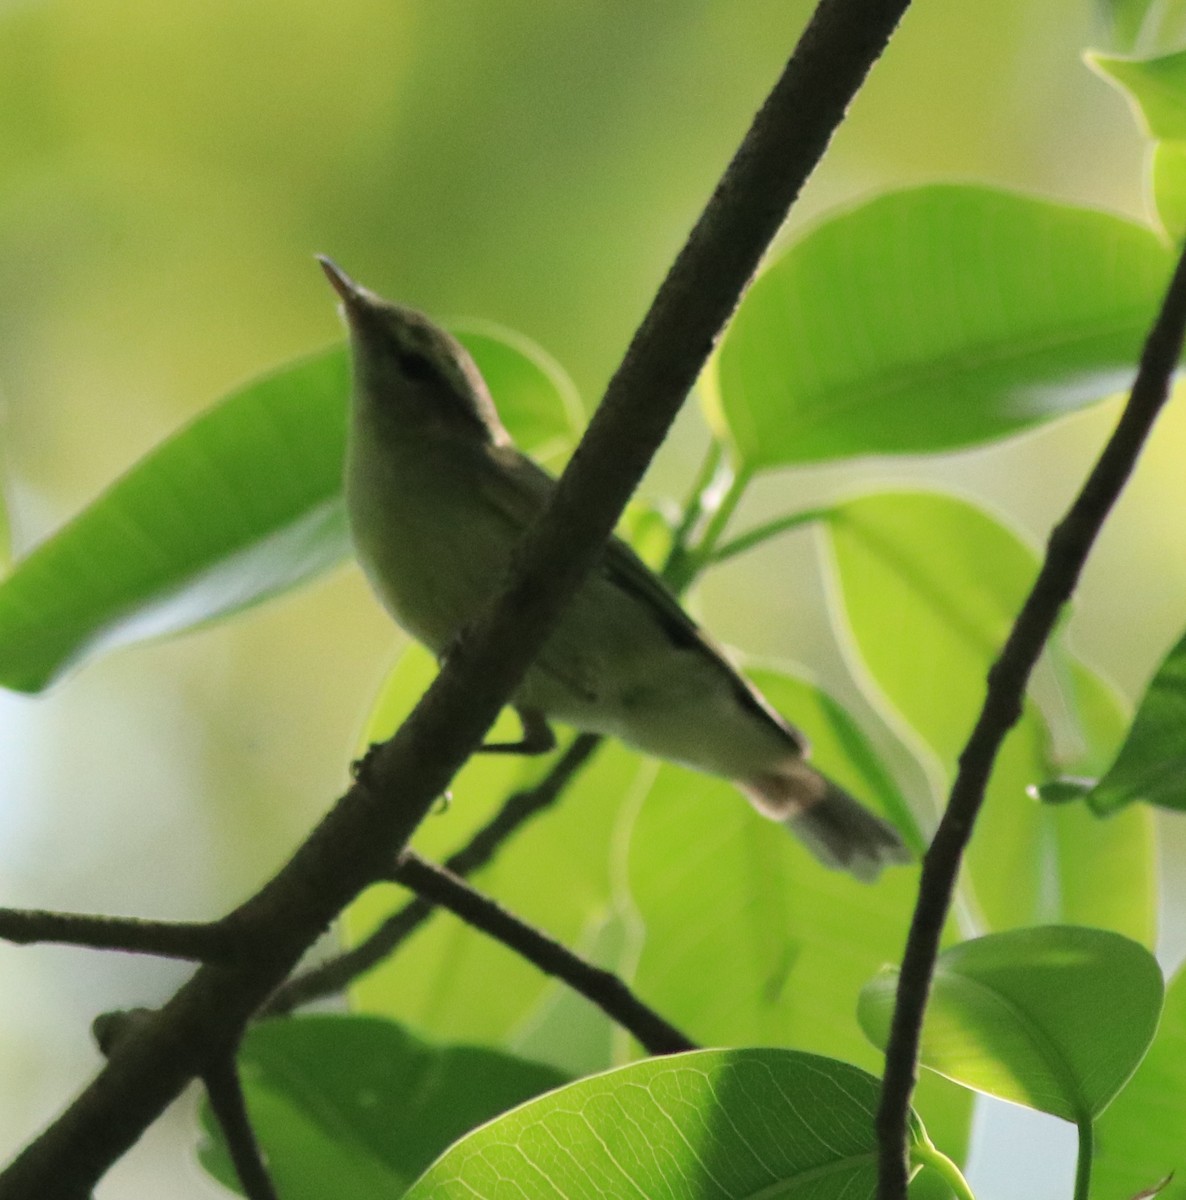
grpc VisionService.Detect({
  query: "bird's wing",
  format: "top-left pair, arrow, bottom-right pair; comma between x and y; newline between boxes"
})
482,445 -> 805,751
600,534 -> 805,749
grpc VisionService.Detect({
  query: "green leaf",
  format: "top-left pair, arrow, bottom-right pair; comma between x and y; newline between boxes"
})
1091,50 -> 1186,140
198,1015 -> 569,1200
1088,626 -> 1186,814
1152,139 -> 1186,240
1039,658 -> 1157,945
0,347 -> 350,693
404,1048 -> 925,1200
824,490 -> 1156,942
859,926 -> 1164,1123
1089,52 -> 1186,237
825,491 -> 1036,760
1030,777 -> 1096,804
708,186 -> 1169,471
1092,963 -> 1186,1200
346,657 -> 973,1167
624,667 -> 972,1167
0,329 -> 578,692
1096,0 -> 1155,51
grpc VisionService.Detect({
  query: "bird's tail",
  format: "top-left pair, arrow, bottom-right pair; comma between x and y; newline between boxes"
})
738,757 -> 912,882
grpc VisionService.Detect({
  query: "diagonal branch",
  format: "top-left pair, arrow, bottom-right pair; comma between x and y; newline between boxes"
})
264,732 -> 602,1016
874,237 -> 1186,1200
0,4 -> 912,1194
394,852 -> 695,1055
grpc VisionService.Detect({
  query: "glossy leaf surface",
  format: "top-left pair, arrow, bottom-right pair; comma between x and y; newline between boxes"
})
823,489 -> 1156,942
859,926 -> 1163,1122
711,186 -> 1169,469
0,330 -> 578,692
404,1049 -> 923,1200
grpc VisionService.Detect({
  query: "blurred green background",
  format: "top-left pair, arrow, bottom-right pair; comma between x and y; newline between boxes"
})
0,2 -> 1182,1197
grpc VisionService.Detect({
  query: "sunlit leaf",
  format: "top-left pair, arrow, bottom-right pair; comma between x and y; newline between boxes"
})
709,186 -> 1169,470
1042,658 -> 1157,944
0,330 -> 578,692
1087,626 -> 1186,814
403,1049 -> 926,1200
346,659 -> 973,1166
824,490 -> 1156,942
859,926 -> 1164,1122
1094,0 -> 1185,52
625,668 -> 972,1167
198,1015 -> 567,1200
1152,140 -> 1186,239
1093,964 -> 1186,1200
1091,50 -> 1186,140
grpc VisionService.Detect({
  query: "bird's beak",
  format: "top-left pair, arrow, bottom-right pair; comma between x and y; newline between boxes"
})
317,256 -> 369,321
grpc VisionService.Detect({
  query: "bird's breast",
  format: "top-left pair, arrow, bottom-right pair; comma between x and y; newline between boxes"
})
345,432 -> 515,653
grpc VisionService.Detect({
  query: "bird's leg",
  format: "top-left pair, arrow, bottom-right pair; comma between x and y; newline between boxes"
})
478,707 -> 557,756
437,634 -> 556,756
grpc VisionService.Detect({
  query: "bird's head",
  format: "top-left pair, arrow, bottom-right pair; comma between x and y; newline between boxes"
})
319,256 -> 509,446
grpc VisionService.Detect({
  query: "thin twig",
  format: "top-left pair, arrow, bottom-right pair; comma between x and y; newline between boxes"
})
709,506 -> 832,566
395,852 -> 695,1056
264,732 -> 602,1015
202,1055 -> 280,1200
1,6 -> 911,1193
0,908 -> 254,963
875,238 -> 1186,1200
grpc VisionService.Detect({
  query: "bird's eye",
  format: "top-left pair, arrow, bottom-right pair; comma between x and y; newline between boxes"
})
397,349 -> 435,381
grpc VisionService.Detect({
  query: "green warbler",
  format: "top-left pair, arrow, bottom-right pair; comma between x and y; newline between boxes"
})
321,258 -> 909,881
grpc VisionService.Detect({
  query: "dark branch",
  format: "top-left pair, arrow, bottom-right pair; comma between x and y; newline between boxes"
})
264,732 -> 602,1016
202,1055 -> 280,1200
0,908 -> 256,963
875,239 -> 1186,1199
0,5 -> 911,1193
395,851 -> 695,1056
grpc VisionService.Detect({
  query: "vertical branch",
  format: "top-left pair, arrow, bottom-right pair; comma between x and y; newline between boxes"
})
875,239 -> 1186,1199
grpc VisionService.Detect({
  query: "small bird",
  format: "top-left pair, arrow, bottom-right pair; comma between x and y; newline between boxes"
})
321,258 -> 910,881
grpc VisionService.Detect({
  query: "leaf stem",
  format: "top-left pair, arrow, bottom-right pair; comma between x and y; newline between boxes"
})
666,461 -> 753,592
710,506 -> 833,566
1073,1117 -> 1093,1200
910,1137 -> 976,1200
670,438 -> 724,551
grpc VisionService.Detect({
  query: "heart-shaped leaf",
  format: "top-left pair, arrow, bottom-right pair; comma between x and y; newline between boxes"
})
859,926 -> 1164,1122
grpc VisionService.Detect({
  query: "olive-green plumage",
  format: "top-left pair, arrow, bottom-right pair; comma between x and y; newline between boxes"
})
321,257 -> 909,881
